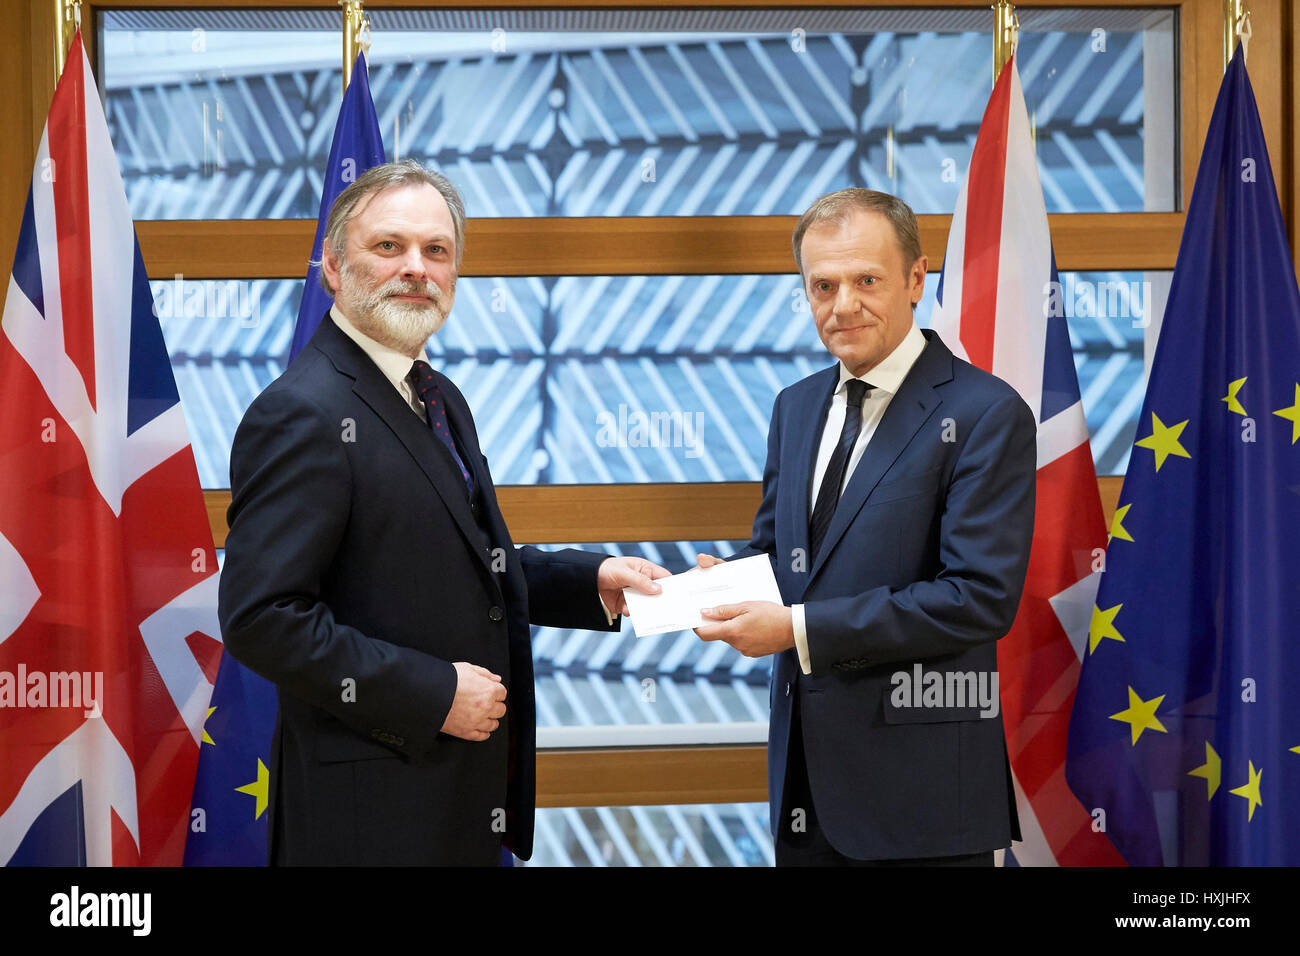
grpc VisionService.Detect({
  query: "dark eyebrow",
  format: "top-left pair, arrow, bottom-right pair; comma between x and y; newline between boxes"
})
368,232 -> 454,247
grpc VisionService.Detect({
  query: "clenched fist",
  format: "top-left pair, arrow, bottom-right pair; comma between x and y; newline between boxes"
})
440,662 -> 508,742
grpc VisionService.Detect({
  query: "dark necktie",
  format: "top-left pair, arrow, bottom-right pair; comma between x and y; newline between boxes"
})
808,378 -> 872,561
407,359 -> 474,495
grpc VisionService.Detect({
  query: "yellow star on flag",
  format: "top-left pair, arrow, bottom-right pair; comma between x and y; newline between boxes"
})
201,706 -> 216,746
1134,412 -> 1191,471
1088,603 -> 1125,654
236,758 -> 270,820
1188,741 -> 1221,799
1290,745 -> 1300,755
1109,504 -> 1134,542
1221,377 -> 1248,415
1110,687 -> 1167,745
1228,761 -> 1263,822
1273,384 -> 1300,444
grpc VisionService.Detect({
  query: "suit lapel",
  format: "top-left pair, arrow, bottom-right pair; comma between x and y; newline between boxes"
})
310,316 -> 491,575
806,330 -> 953,585
786,365 -> 839,565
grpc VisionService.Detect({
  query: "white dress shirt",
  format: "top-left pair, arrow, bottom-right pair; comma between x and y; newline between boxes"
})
330,305 -> 427,420
329,304 -> 616,625
791,322 -> 928,674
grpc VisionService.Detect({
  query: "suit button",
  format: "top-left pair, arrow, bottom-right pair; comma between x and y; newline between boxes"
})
471,501 -> 481,518
784,682 -> 791,697
488,606 -> 504,622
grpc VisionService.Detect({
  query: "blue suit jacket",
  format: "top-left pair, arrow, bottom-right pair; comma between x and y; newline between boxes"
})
218,314 -> 615,864
750,328 -> 1035,860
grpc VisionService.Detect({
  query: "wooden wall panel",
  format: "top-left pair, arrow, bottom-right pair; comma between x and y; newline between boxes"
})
0,3 -> 36,325
1235,0 -> 1291,244
206,477 -> 1127,548
537,746 -> 768,807
1291,0 -> 1300,273
137,213 -> 1187,280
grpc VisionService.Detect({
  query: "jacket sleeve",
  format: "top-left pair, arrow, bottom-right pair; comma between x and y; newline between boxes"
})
802,392 -> 1037,675
217,386 -> 459,759
518,545 -> 619,631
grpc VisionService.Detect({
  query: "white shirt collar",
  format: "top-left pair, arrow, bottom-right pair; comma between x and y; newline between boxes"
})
330,303 -> 422,391
836,322 -> 926,396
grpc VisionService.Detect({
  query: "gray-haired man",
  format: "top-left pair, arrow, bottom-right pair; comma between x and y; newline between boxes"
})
696,188 -> 1035,865
219,161 -> 665,864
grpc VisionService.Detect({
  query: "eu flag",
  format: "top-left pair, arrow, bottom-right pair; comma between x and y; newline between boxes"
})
1065,46 -> 1300,865
289,50 -> 387,359
181,647 -> 278,865
185,52 -> 386,865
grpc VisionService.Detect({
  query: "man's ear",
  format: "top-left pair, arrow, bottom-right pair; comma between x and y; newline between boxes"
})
321,243 -> 342,295
909,254 -> 929,305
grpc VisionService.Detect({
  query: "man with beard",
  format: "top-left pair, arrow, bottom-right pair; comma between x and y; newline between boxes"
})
218,160 -> 666,865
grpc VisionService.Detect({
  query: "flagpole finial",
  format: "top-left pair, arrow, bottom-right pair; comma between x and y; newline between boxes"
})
341,1 -> 370,93
53,0 -> 82,82
992,1 -> 1019,87
1224,0 -> 1251,69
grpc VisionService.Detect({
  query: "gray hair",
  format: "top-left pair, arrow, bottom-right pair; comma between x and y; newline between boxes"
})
792,188 -> 922,278
315,159 -> 466,294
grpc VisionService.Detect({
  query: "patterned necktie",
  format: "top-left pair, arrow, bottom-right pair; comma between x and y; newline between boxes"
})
808,378 -> 872,561
407,359 -> 474,495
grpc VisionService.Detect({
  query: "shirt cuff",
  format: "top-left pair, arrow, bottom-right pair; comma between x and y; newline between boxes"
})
792,604 -> 812,675
599,592 -> 616,626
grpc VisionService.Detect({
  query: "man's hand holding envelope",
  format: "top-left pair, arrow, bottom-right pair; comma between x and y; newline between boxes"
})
619,552 -> 795,657
693,553 -> 796,658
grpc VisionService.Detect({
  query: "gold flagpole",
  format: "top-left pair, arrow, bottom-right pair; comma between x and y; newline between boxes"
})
992,1 -> 1019,87
1223,0 -> 1252,70
341,1 -> 371,93
53,0 -> 81,81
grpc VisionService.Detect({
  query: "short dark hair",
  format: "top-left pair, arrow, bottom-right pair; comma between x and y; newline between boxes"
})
792,188 -> 923,277
315,159 -> 466,293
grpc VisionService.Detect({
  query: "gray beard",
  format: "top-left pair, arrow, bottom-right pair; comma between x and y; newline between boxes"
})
338,261 -> 452,356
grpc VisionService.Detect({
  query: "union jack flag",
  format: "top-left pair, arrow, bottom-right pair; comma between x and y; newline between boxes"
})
0,32 -> 219,866
929,53 -> 1124,866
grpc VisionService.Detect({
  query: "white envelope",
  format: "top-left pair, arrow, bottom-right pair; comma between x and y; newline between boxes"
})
621,554 -> 784,637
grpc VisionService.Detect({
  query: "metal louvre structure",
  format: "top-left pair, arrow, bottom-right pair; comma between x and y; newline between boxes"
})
154,270 -> 1147,489
105,25 -> 1165,217
529,538 -> 769,723
532,802 -> 774,866
109,9 -> 1172,865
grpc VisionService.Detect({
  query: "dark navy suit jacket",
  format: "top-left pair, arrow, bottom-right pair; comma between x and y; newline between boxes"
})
218,314 -> 615,864
748,328 -> 1035,860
